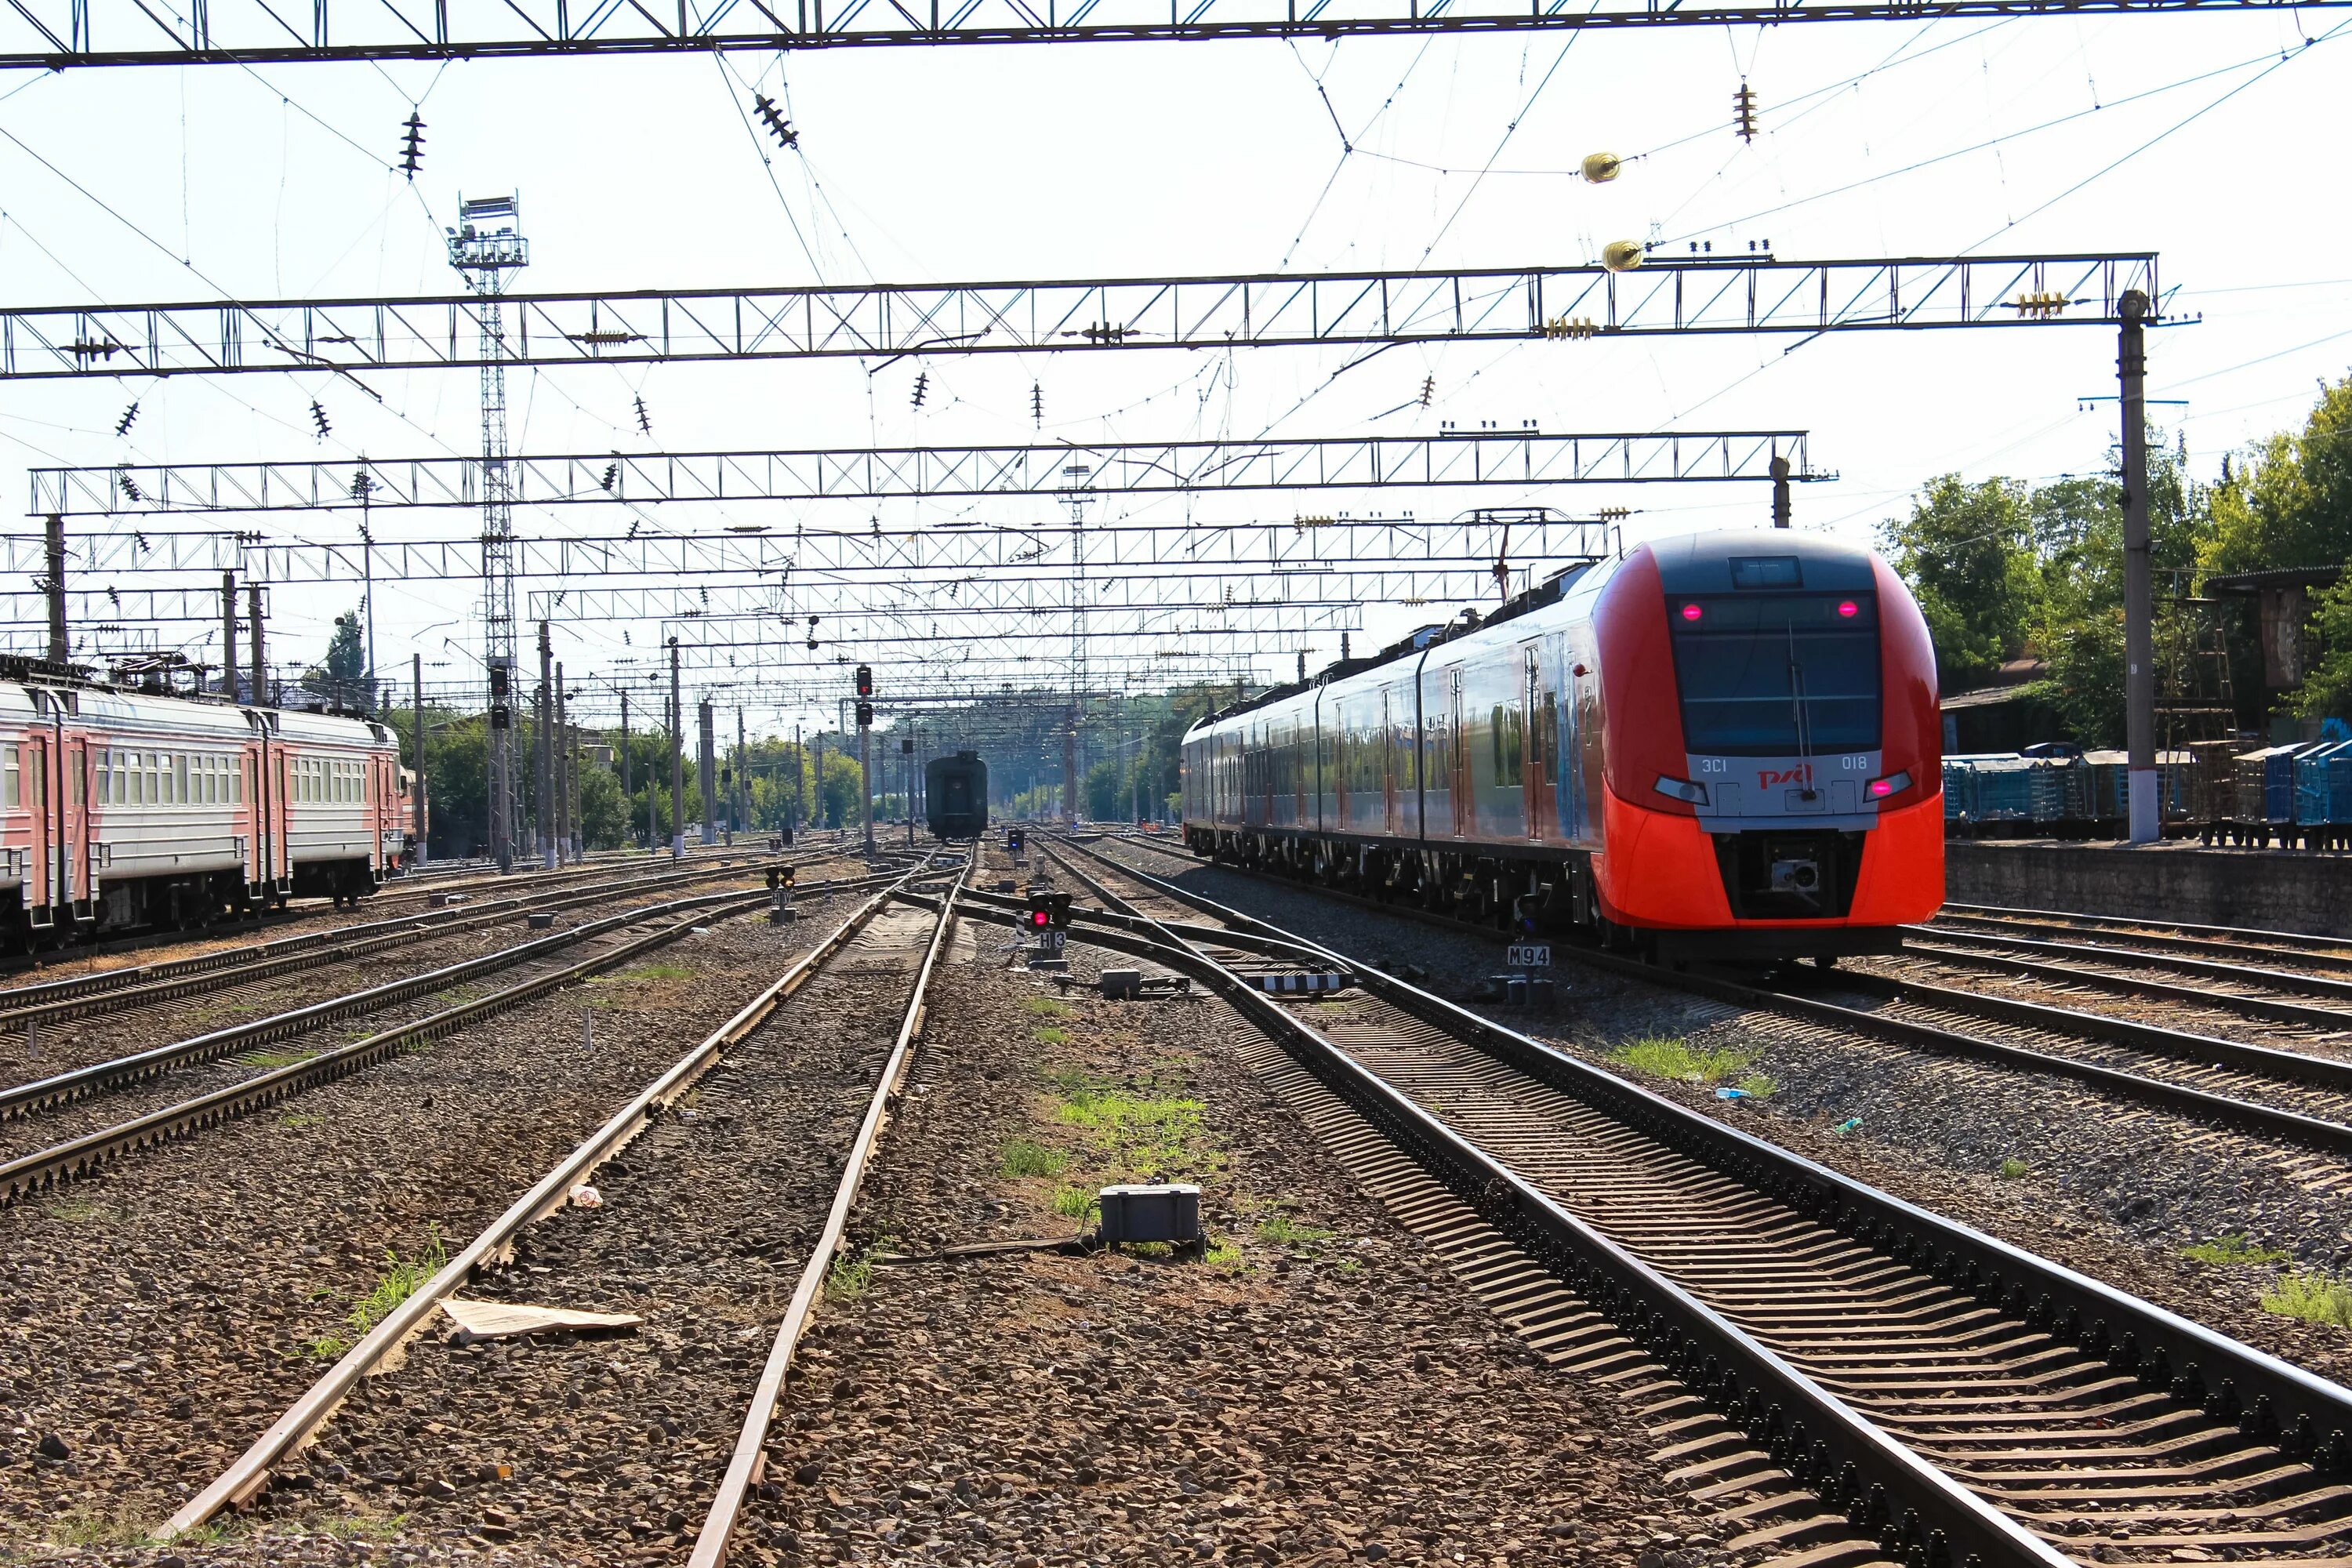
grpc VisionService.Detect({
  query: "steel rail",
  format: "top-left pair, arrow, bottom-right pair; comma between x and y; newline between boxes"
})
1048,837 -> 2352,1481
1940,900 -> 2352,955
1893,937 -> 2352,1032
1923,914 -> 2352,980
1012,844 -> 2064,1568
0,879 -> 819,1123
160,861 -> 938,1537
0,851 -> 806,1026
688,847 -> 973,1568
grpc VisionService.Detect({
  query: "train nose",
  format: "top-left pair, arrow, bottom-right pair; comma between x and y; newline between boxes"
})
1769,858 -> 1821,895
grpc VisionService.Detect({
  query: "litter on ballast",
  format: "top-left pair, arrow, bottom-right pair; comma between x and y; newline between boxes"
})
440,1298 -> 642,1345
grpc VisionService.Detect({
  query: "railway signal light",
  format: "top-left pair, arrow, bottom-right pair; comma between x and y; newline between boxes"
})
855,701 -> 873,728
1007,827 -> 1026,851
399,111 -> 426,180
855,664 -> 873,698
1025,891 -> 1072,930
1733,82 -> 1758,143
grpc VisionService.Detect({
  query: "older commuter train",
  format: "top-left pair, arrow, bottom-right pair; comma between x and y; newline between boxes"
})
1,670 -> 409,950
1179,531 -> 1944,964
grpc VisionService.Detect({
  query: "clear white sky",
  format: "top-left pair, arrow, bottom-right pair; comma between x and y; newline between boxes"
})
1,10 -> 2345,733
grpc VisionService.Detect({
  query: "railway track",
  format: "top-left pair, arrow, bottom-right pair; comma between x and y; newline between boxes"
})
0,865 -> 922,1202
1102,833 -> 2352,1172
0,849 -> 834,1031
1026,835 -> 2352,1566
166,850 -> 971,1555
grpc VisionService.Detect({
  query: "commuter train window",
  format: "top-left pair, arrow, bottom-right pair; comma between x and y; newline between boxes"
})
176,755 -> 188,804
2,743 -> 16,808
1668,590 -> 1882,755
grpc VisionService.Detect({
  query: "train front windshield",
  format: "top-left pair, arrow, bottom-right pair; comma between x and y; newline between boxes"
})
1667,592 -> 1882,756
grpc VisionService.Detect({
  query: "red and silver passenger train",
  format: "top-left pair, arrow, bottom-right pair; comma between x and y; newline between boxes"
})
1180,531 -> 1944,964
0,673 -> 410,949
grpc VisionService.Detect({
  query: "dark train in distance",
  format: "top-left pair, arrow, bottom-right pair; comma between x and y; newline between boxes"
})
1179,530 -> 1944,964
925,751 -> 989,840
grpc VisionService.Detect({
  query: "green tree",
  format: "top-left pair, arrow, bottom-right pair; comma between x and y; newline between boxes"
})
2021,442 -> 2202,747
579,763 -> 626,849
2292,572 -> 2352,722
1879,475 -> 2038,690
2201,376 -> 2352,579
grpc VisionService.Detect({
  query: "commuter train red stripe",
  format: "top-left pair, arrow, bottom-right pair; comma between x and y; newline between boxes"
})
0,677 -> 409,949
1179,530 -> 1944,964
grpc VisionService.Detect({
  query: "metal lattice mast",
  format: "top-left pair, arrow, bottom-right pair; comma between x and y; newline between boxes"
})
448,194 -> 529,871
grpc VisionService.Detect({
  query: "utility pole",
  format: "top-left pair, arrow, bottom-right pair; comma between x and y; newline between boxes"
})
793,723 -> 804,837
358,510 -> 377,710
814,733 -> 826,830
41,512 -> 67,666
619,690 -> 633,849
668,638 -> 685,861
735,706 -> 747,840
698,699 -> 718,848
2120,288 -> 2158,844
412,652 -> 427,863
536,622 -> 556,870
556,662 -> 572,863
450,192 -> 528,876
248,583 -> 267,706
220,572 -> 239,699
1770,453 -> 1792,530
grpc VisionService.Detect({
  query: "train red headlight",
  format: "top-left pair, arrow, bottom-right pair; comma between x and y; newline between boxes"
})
1867,771 -> 1912,799
1679,603 -> 1703,622
1836,600 -> 1859,619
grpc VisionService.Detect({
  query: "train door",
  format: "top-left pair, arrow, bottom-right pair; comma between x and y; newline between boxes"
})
1447,666 -> 1469,837
1521,644 -> 1556,841
1381,690 -> 1399,836
63,735 -> 90,916
20,734 -> 48,922
1562,648 -> 1588,842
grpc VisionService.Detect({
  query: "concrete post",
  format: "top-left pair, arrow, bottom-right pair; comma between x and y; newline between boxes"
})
698,699 -> 718,848
42,513 -> 65,665
412,652 -> 427,863
221,572 -> 240,699
2120,289 -> 2158,844
536,622 -> 556,870
248,583 -> 267,706
668,640 -> 685,861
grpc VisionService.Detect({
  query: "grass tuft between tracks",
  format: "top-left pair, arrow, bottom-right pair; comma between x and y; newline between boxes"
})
1610,1035 -> 1774,1095
2186,1232 -> 2292,1267
310,1226 -> 448,1359
1000,1138 -> 1069,1178
2262,1270 -> 2352,1328
1998,1158 -> 2029,1180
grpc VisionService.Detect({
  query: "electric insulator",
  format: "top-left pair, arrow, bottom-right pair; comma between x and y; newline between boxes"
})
1600,240 -> 1646,273
399,112 -> 426,180
753,93 -> 798,151
114,401 -> 139,437
1419,376 -> 1436,408
1581,152 -> 1622,184
1733,82 -> 1759,143
910,372 -> 928,410
310,400 -> 332,440
634,395 -> 652,434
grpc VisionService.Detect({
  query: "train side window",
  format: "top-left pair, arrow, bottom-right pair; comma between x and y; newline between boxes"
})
176,754 -> 188,804
2,743 -> 16,808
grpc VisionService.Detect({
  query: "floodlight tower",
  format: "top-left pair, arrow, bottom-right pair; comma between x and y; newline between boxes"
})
448,194 -> 529,872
